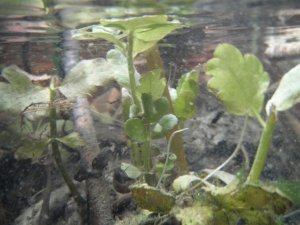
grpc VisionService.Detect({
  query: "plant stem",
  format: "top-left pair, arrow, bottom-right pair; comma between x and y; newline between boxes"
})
49,78 -> 85,209
145,45 -> 189,173
156,128 -> 188,188
127,31 -> 140,112
247,108 -> 277,182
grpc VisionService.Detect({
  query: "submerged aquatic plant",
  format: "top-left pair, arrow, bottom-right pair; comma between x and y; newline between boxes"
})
1,12 -> 299,224
73,15 -> 199,176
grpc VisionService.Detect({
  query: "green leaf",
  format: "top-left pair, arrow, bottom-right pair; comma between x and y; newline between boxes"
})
133,23 -> 182,55
72,25 -> 125,52
0,65 -> 49,113
158,113 -> 178,131
121,162 -> 142,179
59,49 -> 138,99
275,180 -> 300,207
125,118 -> 148,142
206,44 -> 270,117
174,70 -> 199,120
154,97 -> 170,116
266,64 -> 300,113
56,132 -> 85,149
152,114 -> 178,138
152,97 -> 170,122
136,69 -> 166,100
141,93 -> 154,120
101,15 -> 182,56
15,139 -> 48,161
131,183 -> 175,213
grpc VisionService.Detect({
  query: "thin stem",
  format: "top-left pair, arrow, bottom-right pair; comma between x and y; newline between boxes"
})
127,31 -> 140,111
38,161 -> 52,225
156,128 -> 188,188
142,141 -> 151,172
204,116 -> 248,182
49,78 -> 85,208
254,110 -> 266,127
247,107 -> 277,182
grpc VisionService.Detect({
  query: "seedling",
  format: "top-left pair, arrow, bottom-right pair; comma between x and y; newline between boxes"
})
72,15 -> 199,178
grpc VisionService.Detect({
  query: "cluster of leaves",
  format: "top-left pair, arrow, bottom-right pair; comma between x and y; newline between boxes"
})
124,43 -> 299,225
72,15 -> 198,179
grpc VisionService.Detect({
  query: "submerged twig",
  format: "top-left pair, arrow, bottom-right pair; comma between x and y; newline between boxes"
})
73,96 -> 113,225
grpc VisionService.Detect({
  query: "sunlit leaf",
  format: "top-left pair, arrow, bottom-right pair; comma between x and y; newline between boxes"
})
136,69 -> 166,100
131,183 -> 175,213
0,65 -> 49,113
121,162 -> 142,179
174,70 -> 199,120
266,64 -> 300,113
125,118 -> 148,142
206,44 -> 270,117
56,132 -> 85,149
101,15 -> 182,56
133,23 -> 182,55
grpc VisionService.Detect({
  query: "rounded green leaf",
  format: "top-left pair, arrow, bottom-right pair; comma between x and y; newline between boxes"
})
158,114 -> 178,131
125,118 -> 148,142
152,114 -> 178,138
206,44 -> 270,117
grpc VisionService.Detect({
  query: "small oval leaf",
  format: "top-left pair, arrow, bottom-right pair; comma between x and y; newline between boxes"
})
158,114 -> 178,132
125,118 -> 148,142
